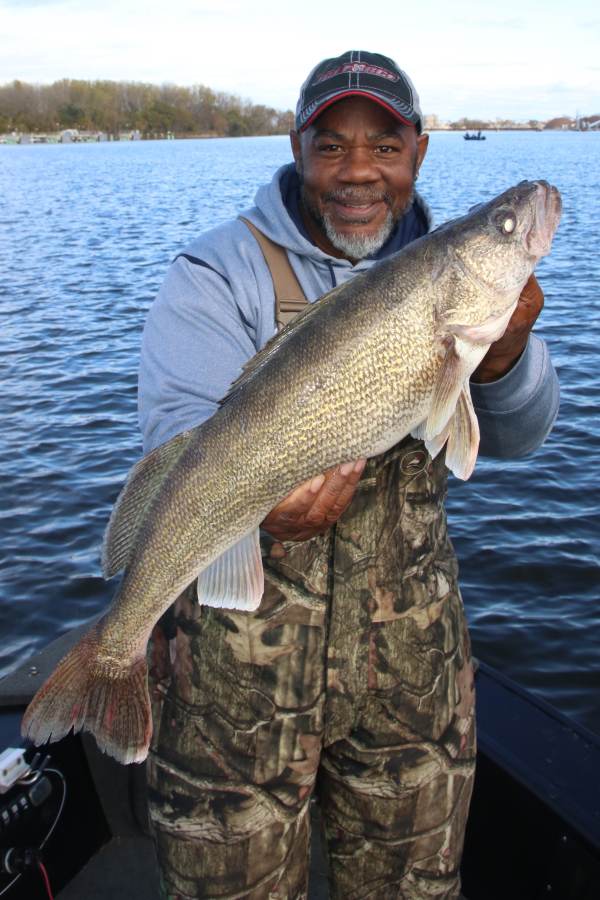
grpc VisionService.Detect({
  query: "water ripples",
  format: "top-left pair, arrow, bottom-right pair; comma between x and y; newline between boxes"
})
1,132 -> 598,733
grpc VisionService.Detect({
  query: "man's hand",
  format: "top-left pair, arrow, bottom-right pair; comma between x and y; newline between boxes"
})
472,274 -> 544,383
262,459 -> 367,556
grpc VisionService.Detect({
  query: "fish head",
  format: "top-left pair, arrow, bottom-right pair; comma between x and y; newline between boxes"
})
433,180 -> 562,325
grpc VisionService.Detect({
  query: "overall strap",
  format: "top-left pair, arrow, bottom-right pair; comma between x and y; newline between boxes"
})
239,216 -> 308,330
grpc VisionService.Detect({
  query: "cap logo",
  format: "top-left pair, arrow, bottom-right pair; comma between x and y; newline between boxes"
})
313,63 -> 399,86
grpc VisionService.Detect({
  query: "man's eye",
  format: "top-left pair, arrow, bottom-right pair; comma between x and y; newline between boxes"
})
376,145 -> 396,154
318,144 -> 342,153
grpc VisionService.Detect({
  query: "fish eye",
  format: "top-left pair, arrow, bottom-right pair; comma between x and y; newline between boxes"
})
494,210 -> 517,235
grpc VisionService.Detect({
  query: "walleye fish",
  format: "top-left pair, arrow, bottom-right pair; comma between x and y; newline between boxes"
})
22,180 -> 561,764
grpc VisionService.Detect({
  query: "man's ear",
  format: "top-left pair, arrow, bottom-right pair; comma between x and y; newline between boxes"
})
290,130 -> 303,175
415,132 -> 429,176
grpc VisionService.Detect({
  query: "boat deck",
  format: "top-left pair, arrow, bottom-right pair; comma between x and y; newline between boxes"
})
1,625 -> 599,899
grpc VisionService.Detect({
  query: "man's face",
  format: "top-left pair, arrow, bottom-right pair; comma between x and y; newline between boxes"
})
291,95 -> 429,261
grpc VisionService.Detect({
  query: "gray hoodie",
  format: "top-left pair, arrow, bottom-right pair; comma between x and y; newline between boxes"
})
138,164 -> 559,460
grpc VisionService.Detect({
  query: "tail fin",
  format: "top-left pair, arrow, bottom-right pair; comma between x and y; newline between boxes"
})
21,622 -> 152,765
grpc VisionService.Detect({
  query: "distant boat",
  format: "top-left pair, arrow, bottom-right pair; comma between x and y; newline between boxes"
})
464,130 -> 486,141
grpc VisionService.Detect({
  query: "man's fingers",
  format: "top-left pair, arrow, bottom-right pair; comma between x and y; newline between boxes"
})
305,459 -> 366,525
323,459 -> 367,520
268,477 -> 325,522
510,274 -> 543,331
262,459 -> 367,541
520,273 -> 544,308
269,541 -> 287,559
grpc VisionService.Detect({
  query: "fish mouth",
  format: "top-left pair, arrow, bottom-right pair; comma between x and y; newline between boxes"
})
523,180 -> 562,258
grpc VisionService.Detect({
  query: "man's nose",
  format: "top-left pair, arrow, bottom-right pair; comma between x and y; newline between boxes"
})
337,148 -> 379,183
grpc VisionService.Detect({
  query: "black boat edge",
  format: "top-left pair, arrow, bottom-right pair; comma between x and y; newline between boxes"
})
1,624 -> 599,899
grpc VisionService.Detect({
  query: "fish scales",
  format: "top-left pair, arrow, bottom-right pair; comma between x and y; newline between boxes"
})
21,180 -> 561,763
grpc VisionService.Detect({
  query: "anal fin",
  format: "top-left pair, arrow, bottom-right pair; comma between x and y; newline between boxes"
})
197,530 -> 264,611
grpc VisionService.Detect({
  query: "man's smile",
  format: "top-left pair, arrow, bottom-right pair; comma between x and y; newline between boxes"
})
330,199 -> 384,221
323,189 -> 391,224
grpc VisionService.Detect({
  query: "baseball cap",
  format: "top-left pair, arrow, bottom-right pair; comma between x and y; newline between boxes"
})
295,50 -> 423,134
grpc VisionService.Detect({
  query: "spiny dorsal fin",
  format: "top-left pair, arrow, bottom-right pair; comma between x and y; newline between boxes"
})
102,428 -> 193,577
220,281 -> 349,407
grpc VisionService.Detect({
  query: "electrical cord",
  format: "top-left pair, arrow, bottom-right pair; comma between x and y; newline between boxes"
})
0,871 -> 18,897
0,766 -> 67,898
37,769 -> 67,851
37,862 -> 53,900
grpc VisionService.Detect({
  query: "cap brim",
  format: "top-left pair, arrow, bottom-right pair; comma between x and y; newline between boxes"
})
300,90 -> 416,132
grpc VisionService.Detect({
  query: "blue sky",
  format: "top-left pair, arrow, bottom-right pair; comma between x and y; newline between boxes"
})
1,0 -> 598,120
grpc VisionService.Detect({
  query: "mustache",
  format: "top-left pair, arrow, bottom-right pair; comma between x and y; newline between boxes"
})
321,187 -> 393,206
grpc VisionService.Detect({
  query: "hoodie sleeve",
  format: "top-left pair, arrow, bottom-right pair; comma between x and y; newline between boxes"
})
138,255 -> 259,453
471,333 -> 560,458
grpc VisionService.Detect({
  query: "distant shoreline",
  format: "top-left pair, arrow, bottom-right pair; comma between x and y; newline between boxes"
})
2,125 -> 597,146
3,78 -> 597,140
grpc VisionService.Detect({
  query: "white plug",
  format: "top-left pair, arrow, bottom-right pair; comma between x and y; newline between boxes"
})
0,748 -> 30,794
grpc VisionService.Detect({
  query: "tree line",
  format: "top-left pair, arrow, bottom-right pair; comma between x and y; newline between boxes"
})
446,116 -> 593,131
0,79 -> 294,137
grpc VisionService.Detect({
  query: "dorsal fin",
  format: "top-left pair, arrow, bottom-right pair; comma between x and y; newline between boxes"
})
220,281 -> 348,407
102,428 -> 193,577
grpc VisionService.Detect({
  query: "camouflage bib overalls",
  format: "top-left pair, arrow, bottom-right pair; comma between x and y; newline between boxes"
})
146,226 -> 476,900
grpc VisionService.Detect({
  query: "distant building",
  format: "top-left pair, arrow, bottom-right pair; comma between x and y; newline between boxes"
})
423,113 -> 449,130
543,117 -> 575,130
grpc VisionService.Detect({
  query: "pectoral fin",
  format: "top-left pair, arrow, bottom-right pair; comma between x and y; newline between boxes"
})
197,530 -> 264,611
445,383 -> 480,480
421,301 -> 515,474
410,418 -> 451,461
425,335 -> 471,440
412,382 -> 480,479
425,302 -> 511,444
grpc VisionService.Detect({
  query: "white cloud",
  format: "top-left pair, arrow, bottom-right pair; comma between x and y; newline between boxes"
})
0,0 -> 598,118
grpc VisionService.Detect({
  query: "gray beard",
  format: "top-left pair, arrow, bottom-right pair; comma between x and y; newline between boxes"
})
321,208 -> 395,260
301,184 -> 415,261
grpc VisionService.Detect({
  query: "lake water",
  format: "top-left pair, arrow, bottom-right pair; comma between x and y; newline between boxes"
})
1,132 -> 599,734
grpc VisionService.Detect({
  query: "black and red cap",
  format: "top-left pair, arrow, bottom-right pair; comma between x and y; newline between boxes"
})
295,50 -> 423,134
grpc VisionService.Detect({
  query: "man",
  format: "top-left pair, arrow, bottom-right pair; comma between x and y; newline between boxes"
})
140,51 -> 559,900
